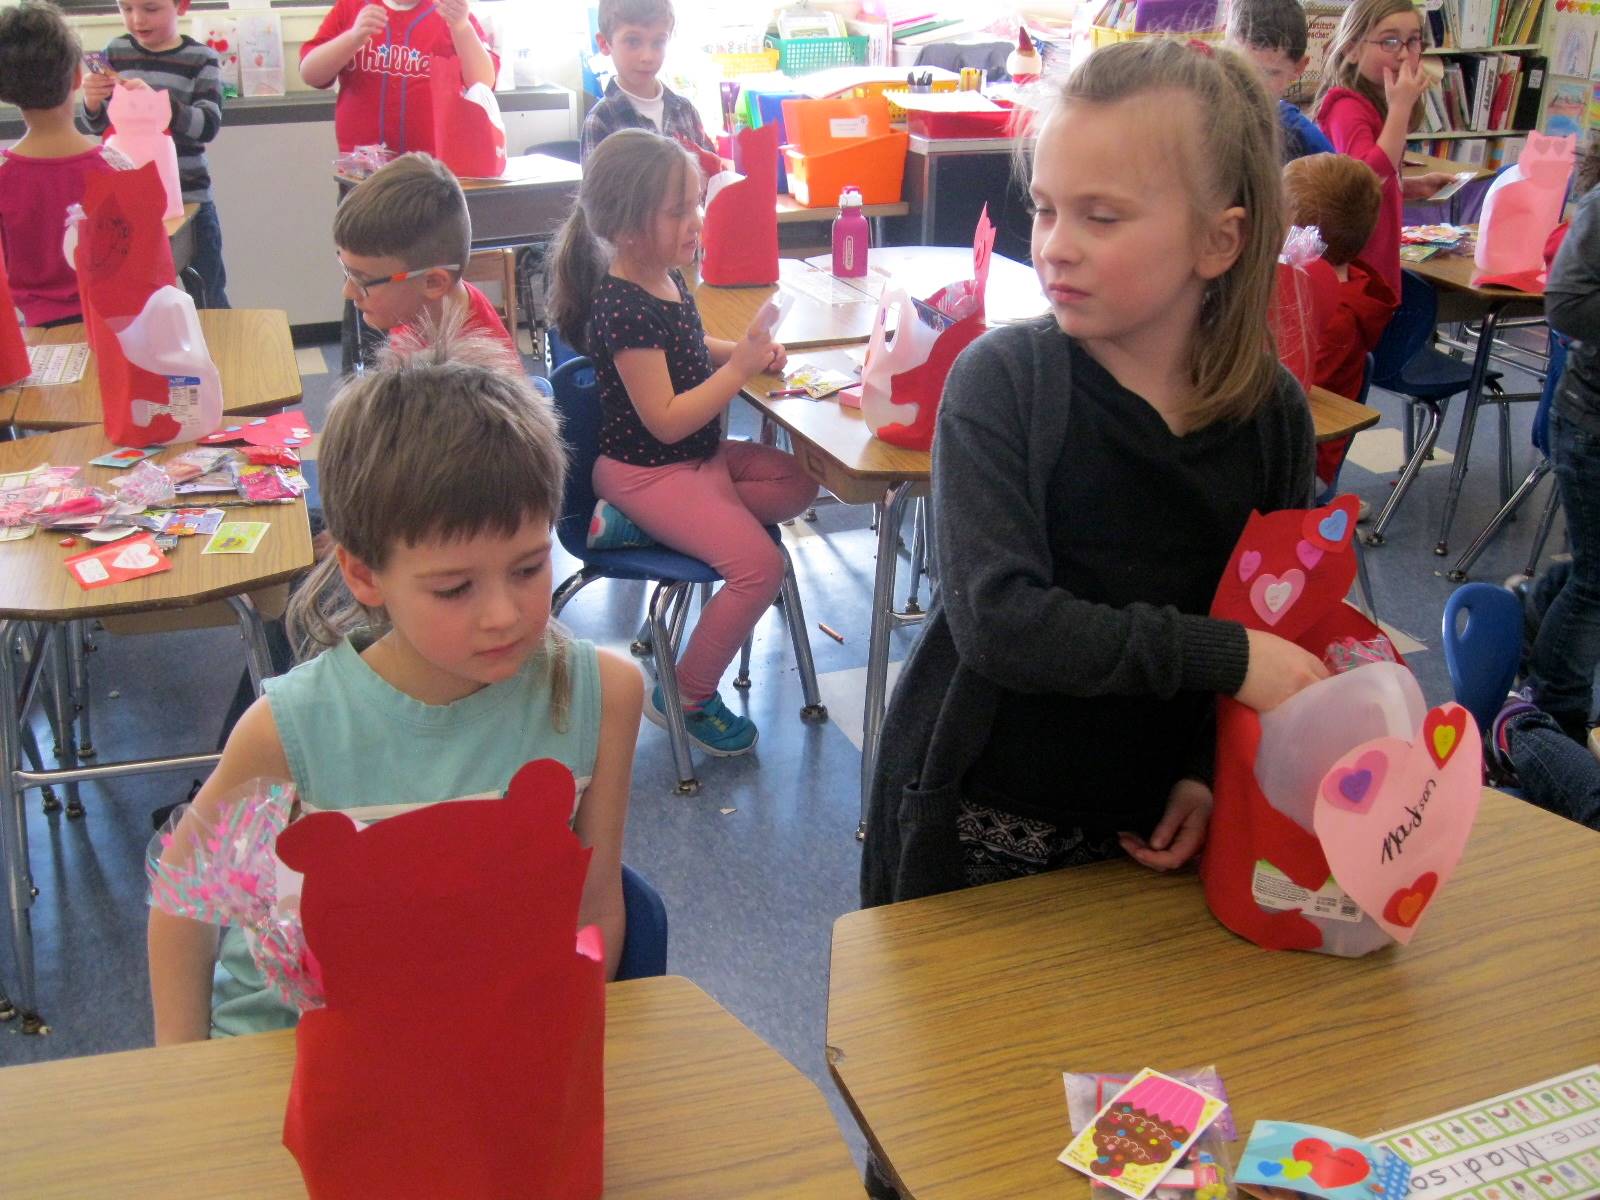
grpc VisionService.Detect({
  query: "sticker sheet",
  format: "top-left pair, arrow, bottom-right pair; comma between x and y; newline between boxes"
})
203,521 -> 269,554
1060,1068 -> 1230,1199
1374,1067 -> 1600,1200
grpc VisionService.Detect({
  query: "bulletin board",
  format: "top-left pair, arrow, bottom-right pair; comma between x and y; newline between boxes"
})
1285,1 -> 1351,105
1547,0 -> 1600,150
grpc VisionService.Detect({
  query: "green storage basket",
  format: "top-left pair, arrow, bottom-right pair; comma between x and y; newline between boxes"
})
764,34 -> 870,75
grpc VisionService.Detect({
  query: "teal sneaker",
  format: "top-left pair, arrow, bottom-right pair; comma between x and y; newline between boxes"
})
644,685 -> 758,756
587,500 -> 656,550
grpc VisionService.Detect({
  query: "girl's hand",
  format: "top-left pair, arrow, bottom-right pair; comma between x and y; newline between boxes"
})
1120,779 -> 1212,871
767,342 -> 788,375
350,2 -> 388,45
1382,60 -> 1429,114
82,69 -> 115,111
729,328 -> 781,380
1403,170 -> 1456,201
1236,627 -> 1330,712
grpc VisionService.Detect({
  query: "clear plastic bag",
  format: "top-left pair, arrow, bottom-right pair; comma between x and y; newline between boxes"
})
1063,1068 -> 1235,1200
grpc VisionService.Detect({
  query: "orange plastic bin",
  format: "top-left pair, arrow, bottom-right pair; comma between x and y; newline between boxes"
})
779,95 -> 909,208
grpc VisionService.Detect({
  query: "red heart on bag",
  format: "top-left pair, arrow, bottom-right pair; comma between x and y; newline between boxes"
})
1423,706 -> 1468,767
1292,1138 -> 1371,1189
1300,495 -> 1359,553
1382,871 -> 1438,927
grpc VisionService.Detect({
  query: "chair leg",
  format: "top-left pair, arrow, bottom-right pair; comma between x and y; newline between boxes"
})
648,582 -> 699,795
1434,307 -> 1508,557
0,617 -> 44,1031
776,546 -> 827,721
904,498 -> 927,615
19,724 -> 55,815
1353,537 -> 1379,625
1525,482 -> 1562,579
1448,459 -> 1550,581
225,594 -> 276,698
551,568 -> 603,620
1497,394 -> 1514,508
733,635 -> 753,691
1366,399 -> 1443,546
46,628 -> 83,820
666,585 -> 693,657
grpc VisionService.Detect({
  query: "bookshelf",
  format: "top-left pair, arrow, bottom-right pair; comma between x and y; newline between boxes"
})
1422,43 -> 1540,54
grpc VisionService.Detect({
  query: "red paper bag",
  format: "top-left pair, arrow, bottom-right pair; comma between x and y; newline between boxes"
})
700,122 -> 780,287
429,56 -> 507,180
1268,227 -> 1338,395
278,759 -> 605,1199
0,237 -> 28,388
1199,496 -> 1402,953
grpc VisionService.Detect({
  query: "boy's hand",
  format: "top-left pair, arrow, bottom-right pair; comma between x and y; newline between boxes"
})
350,3 -> 388,46
1403,170 -> 1456,201
82,69 -> 115,111
120,76 -> 151,91
1119,779 -> 1212,871
436,0 -> 472,31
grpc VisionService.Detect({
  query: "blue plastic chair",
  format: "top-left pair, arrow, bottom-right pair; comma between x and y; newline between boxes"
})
1441,582 -> 1524,735
547,357 -> 826,794
1366,270 -> 1502,547
616,863 -> 668,980
1448,333 -> 1569,581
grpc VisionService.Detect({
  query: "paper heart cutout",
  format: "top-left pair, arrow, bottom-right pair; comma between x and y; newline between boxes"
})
113,541 -> 160,570
1296,539 -> 1324,569
1382,872 -> 1438,927
1300,496 -> 1359,552
1258,1162 -> 1283,1177
1424,706 -> 1468,767
1239,549 -> 1262,582
1249,569 -> 1306,627
1282,1161 -> 1313,1181
1292,1138 -> 1370,1189
1312,704 -> 1480,943
1322,748 -> 1388,815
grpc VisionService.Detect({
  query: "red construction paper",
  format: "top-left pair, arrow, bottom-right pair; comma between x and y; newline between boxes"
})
64,533 -> 172,589
198,408 -> 312,447
0,237 -> 28,388
700,122 -> 780,287
429,56 -> 507,180
278,759 -> 604,1199
1198,496 -> 1399,952
73,164 -> 182,446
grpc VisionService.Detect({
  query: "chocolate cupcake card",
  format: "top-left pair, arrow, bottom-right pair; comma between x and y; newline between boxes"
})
1060,1068 -> 1230,1199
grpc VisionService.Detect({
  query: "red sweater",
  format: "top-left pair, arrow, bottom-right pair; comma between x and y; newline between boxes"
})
301,0 -> 497,153
1314,258 -> 1397,403
0,146 -> 120,326
1316,88 -> 1403,296
392,282 -> 515,357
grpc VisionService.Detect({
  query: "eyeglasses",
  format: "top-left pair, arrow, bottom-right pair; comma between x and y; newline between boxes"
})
338,258 -> 462,299
1365,34 -> 1425,54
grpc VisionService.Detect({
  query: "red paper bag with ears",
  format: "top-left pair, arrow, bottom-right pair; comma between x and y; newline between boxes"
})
72,163 -> 184,446
1199,496 -> 1406,953
429,55 -> 508,180
0,238 -> 29,388
700,122 -> 780,287
278,759 -> 605,1200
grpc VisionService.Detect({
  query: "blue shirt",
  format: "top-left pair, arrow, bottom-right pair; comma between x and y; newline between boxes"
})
1280,99 -> 1335,161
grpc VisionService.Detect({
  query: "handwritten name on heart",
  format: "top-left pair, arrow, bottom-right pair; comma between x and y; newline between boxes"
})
1248,569 -> 1305,627
1312,704 -> 1480,943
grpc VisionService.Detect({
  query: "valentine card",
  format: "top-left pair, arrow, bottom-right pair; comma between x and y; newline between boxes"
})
1238,1122 -> 1410,1200
160,508 -> 224,537
64,533 -> 171,589
199,409 -> 312,448
203,521 -> 268,554
1312,702 -> 1481,943
1060,1069 -> 1230,1199
90,446 -> 164,469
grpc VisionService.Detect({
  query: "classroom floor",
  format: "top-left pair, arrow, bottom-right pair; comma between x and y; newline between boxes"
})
0,331 -> 1566,1171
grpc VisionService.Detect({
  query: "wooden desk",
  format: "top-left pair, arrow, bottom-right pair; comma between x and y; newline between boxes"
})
1401,235 -> 1545,555
0,975 -> 862,1198
695,258 -> 878,349
802,246 -> 1049,326
828,790 -> 1600,1200
0,426 -> 312,1029
4,310 -> 302,433
337,153 -> 581,248
165,201 -> 199,281
1308,384 -> 1382,443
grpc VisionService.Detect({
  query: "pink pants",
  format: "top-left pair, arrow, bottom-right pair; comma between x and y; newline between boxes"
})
593,440 -> 817,703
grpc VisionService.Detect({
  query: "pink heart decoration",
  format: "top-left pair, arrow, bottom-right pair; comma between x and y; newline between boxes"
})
1312,703 -> 1481,943
113,541 -> 161,570
1248,569 -> 1305,627
1296,539 -> 1324,569
1238,549 -> 1262,582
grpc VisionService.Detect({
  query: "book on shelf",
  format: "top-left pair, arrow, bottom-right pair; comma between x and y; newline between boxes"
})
1423,0 -> 1544,49
1421,53 -> 1535,134
1511,55 -> 1546,128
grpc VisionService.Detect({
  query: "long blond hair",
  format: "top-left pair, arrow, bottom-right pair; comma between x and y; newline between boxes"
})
1315,0 -> 1425,131
1031,38 -> 1286,429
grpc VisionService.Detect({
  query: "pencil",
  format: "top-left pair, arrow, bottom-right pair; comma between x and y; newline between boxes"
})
817,622 -> 845,643
767,387 -> 807,397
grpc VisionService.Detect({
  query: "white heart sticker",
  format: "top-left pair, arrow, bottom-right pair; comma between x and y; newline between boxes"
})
113,542 -> 160,570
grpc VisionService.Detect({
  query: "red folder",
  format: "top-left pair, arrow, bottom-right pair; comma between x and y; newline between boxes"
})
699,122 -> 780,287
278,759 -> 605,1199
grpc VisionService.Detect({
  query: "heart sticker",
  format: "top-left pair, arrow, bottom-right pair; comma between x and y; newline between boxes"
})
1293,1138 -> 1371,1189
1249,569 -> 1305,627
1423,706 -> 1468,767
1300,495 -> 1359,553
1322,748 -> 1388,815
113,541 -> 160,570
1239,549 -> 1262,582
1313,703 -> 1481,943
1281,1160 -> 1313,1181
1258,1162 -> 1283,1177
1296,539 -> 1324,569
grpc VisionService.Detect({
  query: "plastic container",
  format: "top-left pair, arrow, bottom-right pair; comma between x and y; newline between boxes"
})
711,49 -> 780,77
765,34 -> 870,75
832,187 -> 870,277
900,99 -> 1019,140
780,95 -> 908,207
107,285 -> 224,446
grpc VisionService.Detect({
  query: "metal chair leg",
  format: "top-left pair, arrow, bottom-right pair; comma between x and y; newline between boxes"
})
0,617 -> 44,1032
1524,485 -> 1562,579
1353,537 -> 1379,624
733,635 -> 753,690
46,628 -> 83,819
1447,460 -> 1551,582
1366,398 -> 1443,547
224,594 -> 276,697
776,545 -> 827,722
648,582 -> 699,795
905,498 -> 927,615
67,622 -> 94,761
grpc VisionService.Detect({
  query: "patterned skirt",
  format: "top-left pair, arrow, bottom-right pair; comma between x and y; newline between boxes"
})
956,798 -> 1123,888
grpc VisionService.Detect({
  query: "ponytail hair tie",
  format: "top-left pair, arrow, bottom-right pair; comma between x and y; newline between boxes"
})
1186,38 -> 1215,57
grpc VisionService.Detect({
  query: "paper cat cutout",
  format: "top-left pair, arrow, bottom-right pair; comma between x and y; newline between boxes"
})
104,84 -> 184,219
1474,132 -> 1575,291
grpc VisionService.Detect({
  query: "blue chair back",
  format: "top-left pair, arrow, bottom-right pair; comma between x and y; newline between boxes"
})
617,863 -> 668,980
1372,270 -> 1440,389
1441,582 -> 1524,734
1533,333 -> 1570,458
549,356 -> 601,561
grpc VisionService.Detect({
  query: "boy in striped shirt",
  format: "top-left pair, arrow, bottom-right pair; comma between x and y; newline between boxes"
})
80,0 -> 228,307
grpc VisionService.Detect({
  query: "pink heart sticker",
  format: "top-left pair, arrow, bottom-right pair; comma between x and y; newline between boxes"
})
1296,539 -> 1324,569
1248,569 -> 1305,627
1238,550 -> 1262,582
1321,748 -> 1387,814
